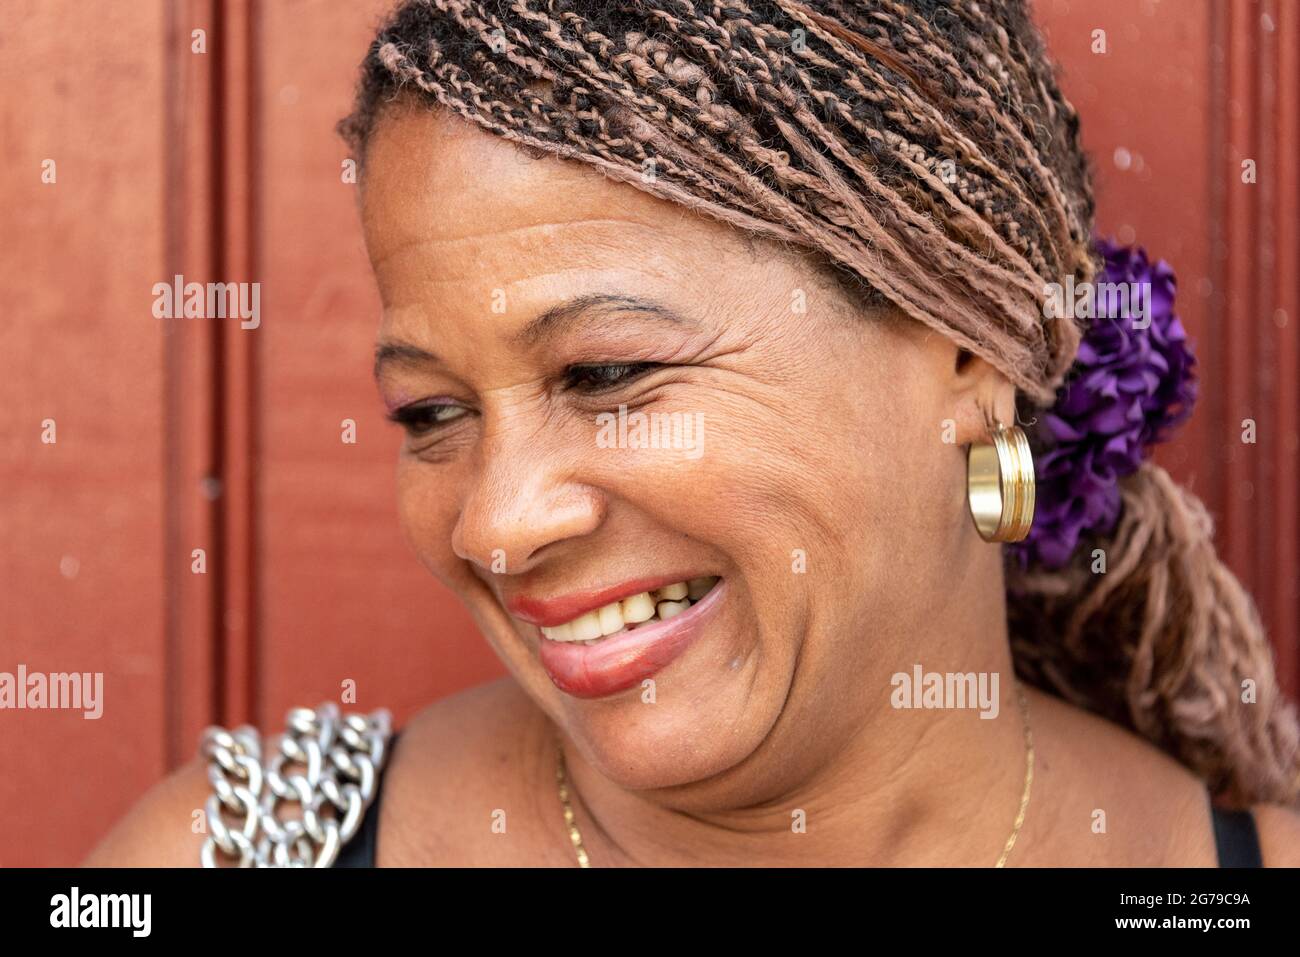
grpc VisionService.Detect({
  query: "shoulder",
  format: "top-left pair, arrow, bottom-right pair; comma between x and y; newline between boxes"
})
1253,802 -> 1300,866
377,677 -> 560,866
1032,687 -> 1300,866
401,675 -> 542,752
82,753 -> 212,867
392,677 -> 545,787
82,684 -> 549,868
1023,685 -> 1221,865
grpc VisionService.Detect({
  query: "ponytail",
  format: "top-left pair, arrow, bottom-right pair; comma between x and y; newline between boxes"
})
1008,462 -> 1300,806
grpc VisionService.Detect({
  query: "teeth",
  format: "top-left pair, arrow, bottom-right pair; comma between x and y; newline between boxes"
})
537,577 -> 719,642
656,599 -> 690,620
598,603 -> 624,637
570,611 -> 603,642
539,622 -> 573,643
620,592 -> 656,624
687,577 -> 713,600
655,582 -> 688,601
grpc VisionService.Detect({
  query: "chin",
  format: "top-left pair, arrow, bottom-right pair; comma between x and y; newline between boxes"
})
500,574 -> 793,792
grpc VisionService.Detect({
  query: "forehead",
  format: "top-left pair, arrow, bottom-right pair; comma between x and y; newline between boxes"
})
358,103 -> 740,273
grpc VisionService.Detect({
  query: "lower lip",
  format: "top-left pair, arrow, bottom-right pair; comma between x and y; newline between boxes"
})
535,581 -> 727,699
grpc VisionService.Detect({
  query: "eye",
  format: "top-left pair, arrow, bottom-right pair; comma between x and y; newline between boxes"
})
564,362 -> 659,393
387,400 -> 471,436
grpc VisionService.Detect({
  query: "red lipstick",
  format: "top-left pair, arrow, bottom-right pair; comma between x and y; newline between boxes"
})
506,573 -> 706,628
531,579 -> 726,699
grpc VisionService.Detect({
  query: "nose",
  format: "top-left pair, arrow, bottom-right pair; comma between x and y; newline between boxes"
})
451,420 -> 605,575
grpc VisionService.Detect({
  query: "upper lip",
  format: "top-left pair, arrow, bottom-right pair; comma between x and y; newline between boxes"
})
505,573 -> 713,628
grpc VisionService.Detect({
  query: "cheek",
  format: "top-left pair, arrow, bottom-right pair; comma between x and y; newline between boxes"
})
753,333 -> 963,601
838,359 -> 970,602
569,383 -> 869,617
395,461 -> 465,582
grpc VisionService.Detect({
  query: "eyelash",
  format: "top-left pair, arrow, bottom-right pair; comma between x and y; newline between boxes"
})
563,362 -> 659,392
387,401 -> 470,436
387,363 -> 660,437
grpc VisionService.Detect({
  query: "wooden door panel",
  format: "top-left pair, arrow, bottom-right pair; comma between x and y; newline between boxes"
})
1,0 -> 1294,866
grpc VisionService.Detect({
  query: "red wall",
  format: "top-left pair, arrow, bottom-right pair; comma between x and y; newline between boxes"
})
1,0 -> 1296,866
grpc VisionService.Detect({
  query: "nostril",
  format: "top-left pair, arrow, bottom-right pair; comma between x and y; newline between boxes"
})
450,478 -> 607,576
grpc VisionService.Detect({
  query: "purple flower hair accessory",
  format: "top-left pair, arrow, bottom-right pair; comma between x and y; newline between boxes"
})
1011,238 -> 1198,569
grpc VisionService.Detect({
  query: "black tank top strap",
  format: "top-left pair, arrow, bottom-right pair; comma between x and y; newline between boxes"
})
333,729 -> 400,868
1208,791 -> 1262,867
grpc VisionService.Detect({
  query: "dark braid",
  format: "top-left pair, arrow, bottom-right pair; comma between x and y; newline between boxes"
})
341,0 -> 1300,807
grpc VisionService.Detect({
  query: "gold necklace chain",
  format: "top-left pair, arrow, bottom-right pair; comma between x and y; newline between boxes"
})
555,741 -> 591,867
996,679 -> 1035,868
556,679 -> 1034,868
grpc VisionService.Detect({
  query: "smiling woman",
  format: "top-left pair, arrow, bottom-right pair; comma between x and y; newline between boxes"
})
84,0 -> 1300,870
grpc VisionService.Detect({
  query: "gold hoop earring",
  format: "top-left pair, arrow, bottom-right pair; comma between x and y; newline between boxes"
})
967,424 -> 1035,543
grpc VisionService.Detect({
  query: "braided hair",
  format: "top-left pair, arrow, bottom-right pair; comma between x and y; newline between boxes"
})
341,0 -> 1299,806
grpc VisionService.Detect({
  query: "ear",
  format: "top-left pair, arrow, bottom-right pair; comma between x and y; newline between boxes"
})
948,348 -> 1018,446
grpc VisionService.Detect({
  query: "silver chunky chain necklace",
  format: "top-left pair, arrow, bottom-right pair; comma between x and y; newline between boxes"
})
199,703 -> 392,867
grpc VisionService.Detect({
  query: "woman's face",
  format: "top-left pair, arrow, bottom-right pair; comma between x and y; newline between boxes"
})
362,105 -> 1000,798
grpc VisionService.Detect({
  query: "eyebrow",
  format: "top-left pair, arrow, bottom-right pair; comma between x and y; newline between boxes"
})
512,293 -> 689,347
373,293 -> 691,378
373,340 -> 439,379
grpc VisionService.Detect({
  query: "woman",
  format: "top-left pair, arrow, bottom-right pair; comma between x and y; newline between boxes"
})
88,0 -> 1300,867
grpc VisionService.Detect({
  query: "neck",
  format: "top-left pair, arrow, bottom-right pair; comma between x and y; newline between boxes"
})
553,550 -> 1032,867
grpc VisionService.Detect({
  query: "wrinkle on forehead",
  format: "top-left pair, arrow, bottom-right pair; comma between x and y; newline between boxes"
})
360,104 -> 745,269
368,218 -> 678,274
359,104 -> 879,358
